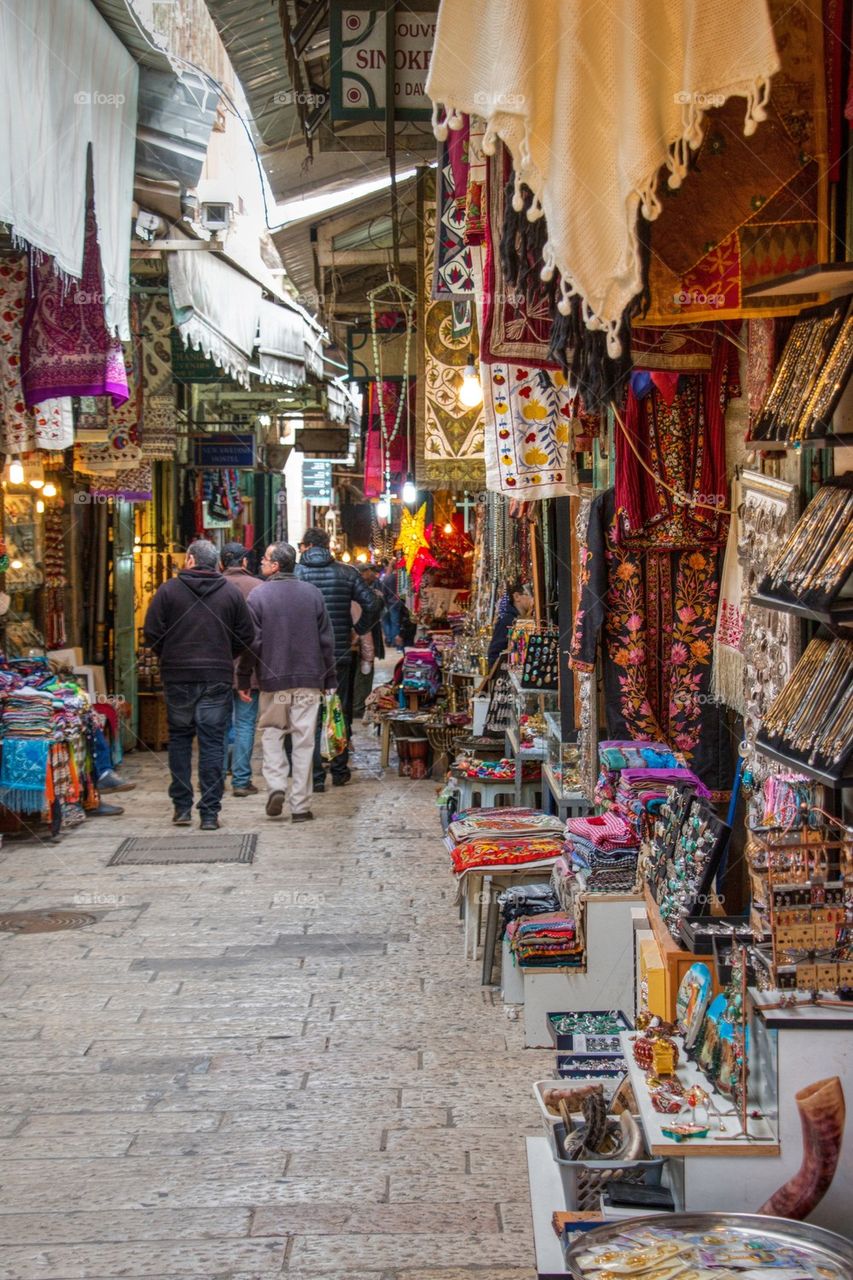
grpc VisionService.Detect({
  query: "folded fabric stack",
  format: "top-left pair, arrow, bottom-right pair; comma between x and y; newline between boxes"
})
449,807 -> 564,842
615,767 -> 710,829
450,834 -> 564,875
563,811 -> 640,893
0,667 -> 94,815
499,883 -> 560,926
594,739 -> 684,808
507,912 -> 584,968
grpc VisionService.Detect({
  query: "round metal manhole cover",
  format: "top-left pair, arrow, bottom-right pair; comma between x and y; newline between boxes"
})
0,909 -> 98,935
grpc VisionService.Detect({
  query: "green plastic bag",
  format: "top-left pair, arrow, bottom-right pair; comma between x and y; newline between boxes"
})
320,692 -> 347,760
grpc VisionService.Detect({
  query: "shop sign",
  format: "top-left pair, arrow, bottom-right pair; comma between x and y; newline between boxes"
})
302,460 -> 333,504
193,434 -> 256,468
330,1 -> 438,122
170,332 -> 234,384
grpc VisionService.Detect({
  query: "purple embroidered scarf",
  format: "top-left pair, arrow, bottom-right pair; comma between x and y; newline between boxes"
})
21,201 -> 128,408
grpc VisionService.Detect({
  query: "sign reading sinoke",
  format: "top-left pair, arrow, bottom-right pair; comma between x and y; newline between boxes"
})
330,2 -> 438,121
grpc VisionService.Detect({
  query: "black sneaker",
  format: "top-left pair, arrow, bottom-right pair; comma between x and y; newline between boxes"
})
265,790 -> 285,817
172,809 -> 192,826
331,773 -> 351,788
200,816 -> 220,831
312,783 -> 326,794
292,810 -> 314,823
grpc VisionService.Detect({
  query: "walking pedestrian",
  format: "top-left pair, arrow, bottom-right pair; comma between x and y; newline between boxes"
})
220,542 -> 261,796
380,554 -> 405,650
143,540 -> 254,830
243,542 -> 336,823
352,563 -> 384,720
294,528 -> 381,790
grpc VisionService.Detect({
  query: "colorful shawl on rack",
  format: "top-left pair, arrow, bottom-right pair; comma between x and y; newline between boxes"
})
0,258 -> 74,454
0,739 -> 51,813
21,201 -> 129,408
416,169 -> 485,491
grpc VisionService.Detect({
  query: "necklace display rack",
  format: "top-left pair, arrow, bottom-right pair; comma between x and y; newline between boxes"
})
752,475 -> 853,629
755,634 -> 853,786
749,296 -> 853,448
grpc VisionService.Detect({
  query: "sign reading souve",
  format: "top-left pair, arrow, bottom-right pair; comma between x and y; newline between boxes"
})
330,1 -> 438,121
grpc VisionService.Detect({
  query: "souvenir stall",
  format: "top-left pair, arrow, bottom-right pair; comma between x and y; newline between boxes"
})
421,0 -> 853,1268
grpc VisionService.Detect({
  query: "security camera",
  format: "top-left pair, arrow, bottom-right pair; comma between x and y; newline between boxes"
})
200,201 -> 233,233
134,210 -> 166,242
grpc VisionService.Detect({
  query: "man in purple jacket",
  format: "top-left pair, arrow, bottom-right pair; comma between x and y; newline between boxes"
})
241,542 -> 336,823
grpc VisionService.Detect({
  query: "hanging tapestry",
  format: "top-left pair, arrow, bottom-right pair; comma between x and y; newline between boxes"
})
139,295 -> 177,460
483,364 -> 578,499
615,329 -> 738,549
643,0 -> 828,325
464,117 -> 487,245
570,489 -> 734,799
21,201 -> 129,408
90,462 -> 153,502
416,169 -> 485,491
481,146 -> 555,366
363,379 -> 413,499
0,258 -> 73,453
106,295 -> 143,450
432,135 -> 476,299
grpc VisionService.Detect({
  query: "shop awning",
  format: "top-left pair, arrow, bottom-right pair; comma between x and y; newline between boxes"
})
168,250 -> 263,389
0,0 -> 138,337
257,299 -> 310,387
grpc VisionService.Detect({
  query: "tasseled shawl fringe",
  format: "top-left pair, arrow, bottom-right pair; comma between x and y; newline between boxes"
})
498,171 -> 653,411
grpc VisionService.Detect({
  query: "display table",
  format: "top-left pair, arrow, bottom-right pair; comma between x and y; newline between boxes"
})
526,1135 -> 573,1279
522,893 -> 642,1046
638,889 -> 721,1021
505,723 -> 546,807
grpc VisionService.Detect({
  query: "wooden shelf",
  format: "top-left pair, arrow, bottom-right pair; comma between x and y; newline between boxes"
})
641,888 -> 723,1020
618,1031 -> 779,1158
750,589 -> 853,630
742,262 -> 853,298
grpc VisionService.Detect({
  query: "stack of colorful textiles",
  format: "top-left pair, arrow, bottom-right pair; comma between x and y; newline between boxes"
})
449,807 -> 564,843
498,883 -> 560,926
0,664 -> 94,817
594,739 -> 684,808
450,834 -> 564,875
507,913 -> 584,968
563,812 -> 640,893
615,768 -> 710,827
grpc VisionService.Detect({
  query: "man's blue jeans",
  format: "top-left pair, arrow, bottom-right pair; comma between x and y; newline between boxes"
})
165,681 -> 231,819
382,601 -> 402,647
229,689 -> 259,789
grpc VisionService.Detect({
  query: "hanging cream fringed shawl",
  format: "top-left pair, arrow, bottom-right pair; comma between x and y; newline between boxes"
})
426,0 -> 780,358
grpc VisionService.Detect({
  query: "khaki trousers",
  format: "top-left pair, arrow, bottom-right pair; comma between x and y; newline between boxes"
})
258,688 -> 321,815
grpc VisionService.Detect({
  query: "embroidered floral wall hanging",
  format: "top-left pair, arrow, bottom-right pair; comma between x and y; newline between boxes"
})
483,364 -> 577,499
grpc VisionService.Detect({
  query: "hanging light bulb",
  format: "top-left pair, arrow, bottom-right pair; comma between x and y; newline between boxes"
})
356,552 -> 368,564
42,482 -> 57,498
36,499 -> 45,514
376,495 -> 391,519
444,522 -> 453,535
401,472 -> 417,505
258,412 -> 272,428
9,460 -> 24,486
458,359 -> 483,408
9,558 -> 22,570
29,477 -> 44,490
341,551 -> 351,563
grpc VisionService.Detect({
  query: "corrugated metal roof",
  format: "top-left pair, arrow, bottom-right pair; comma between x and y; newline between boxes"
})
203,0 -> 302,151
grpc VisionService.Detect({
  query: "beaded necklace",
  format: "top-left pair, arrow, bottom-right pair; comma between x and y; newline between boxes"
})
367,281 -> 416,504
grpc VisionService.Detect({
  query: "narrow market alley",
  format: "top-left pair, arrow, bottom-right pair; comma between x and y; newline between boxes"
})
0,724 -> 546,1280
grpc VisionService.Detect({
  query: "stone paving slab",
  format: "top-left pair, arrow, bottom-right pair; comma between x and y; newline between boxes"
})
0,729 -> 545,1277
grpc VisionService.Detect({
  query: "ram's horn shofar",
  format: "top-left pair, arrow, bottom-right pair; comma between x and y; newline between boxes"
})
758,1077 -> 846,1219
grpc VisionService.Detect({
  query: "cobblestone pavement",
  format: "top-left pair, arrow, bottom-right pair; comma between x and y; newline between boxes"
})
0,710 -> 552,1278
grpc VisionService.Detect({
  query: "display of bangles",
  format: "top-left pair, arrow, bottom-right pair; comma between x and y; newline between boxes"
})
758,636 -> 853,777
761,483 -> 853,608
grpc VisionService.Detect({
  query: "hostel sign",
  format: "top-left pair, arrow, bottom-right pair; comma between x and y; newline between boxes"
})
330,2 -> 438,122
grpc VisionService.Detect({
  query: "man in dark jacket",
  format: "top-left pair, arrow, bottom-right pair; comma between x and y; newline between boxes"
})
242,542 -> 336,822
221,542 -> 261,797
143,540 -> 254,830
294,527 -> 381,789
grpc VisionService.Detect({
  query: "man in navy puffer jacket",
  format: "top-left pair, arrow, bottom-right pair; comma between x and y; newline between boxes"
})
295,528 -> 382,789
